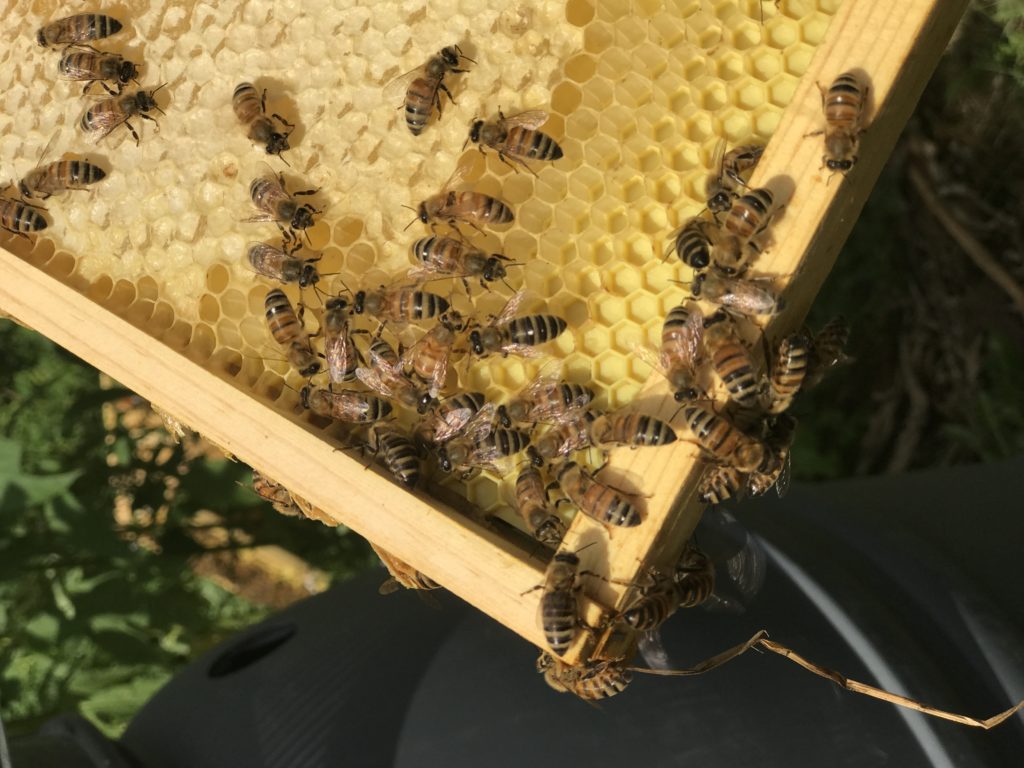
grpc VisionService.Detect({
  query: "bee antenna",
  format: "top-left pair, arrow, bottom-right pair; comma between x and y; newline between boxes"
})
277,152 -> 292,169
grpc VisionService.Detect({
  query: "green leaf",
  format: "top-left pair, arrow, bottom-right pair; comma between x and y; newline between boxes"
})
24,613 -> 60,643
78,670 -> 171,738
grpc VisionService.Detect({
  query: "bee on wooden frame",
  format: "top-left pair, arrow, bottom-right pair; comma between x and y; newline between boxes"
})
514,466 -> 567,547
498,377 -> 594,429
369,542 -> 440,593
689,272 -> 785,318
263,288 -> 321,377
634,302 -> 705,403
299,385 -> 393,424
80,85 -> 167,145
356,336 -> 435,413
808,72 -> 869,175
705,140 -> 764,215
466,109 -> 564,174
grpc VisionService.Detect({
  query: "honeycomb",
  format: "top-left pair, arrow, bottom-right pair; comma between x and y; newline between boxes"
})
0,0 -> 842,530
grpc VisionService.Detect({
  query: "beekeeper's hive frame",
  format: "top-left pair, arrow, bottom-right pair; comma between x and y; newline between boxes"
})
0,0 -> 965,666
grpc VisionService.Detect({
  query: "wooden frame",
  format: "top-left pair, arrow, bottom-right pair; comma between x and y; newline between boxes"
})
0,0 -> 967,668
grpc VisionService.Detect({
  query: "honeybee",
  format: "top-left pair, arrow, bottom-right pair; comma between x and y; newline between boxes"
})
556,461 -> 641,527
58,50 -> 139,95
418,391 -> 486,444
264,288 -> 321,376
714,187 -> 777,275
811,72 -> 869,174
80,85 -> 166,145
528,413 -> 594,464
247,242 -> 320,288
438,424 -> 532,477
0,195 -> 48,238
587,411 -> 678,449
251,469 -> 302,517
674,542 -> 716,608
805,315 -> 851,387
748,412 -> 797,498
698,464 -> 746,505
634,302 -> 704,402
537,654 -> 631,700
668,216 -> 715,271
233,82 -> 293,160
467,291 -> 568,358
514,467 -> 567,546
414,164 -> 514,234
389,45 -> 472,136
498,377 -> 594,428
705,140 -> 765,214
690,272 -> 784,317
703,310 -> 763,407
369,542 -> 440,594
766,332 -> 811,413
353,286 -> 450,325
247,168 -> 320,242
37,13 -> 123,47
299,385 -> 392,423
408,236 -> 510,289
367,423 -> 420,488
356,337 -> 434,413
18,158 -> 106,200
618,567 -> 683,631
467,109 -> 564,173
403,317 -> 460,398
531,550 -> 585,655
678,404 -> 768,473
321,298 -> 361,385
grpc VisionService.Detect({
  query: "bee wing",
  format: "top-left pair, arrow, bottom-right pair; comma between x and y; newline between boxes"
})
709,137 -> 727,177
243,212 -> 281,224
81,101 -> 128,143
461,402 -> 497,443
355,366 -> 394,398
678,306 -> 706,366
499,343 -> 546,359
407,264 -> 449,282
493,290 -> 528,325
382,63 -> 427,101
633,344 -> 667,377
501,110 -> 550,130
441,163 -> 472,193
638,629 -> 673,670
428,350 -> 450,398
774,451 -> 792,498
431,407 -> 474,442
324,334 -> 353,383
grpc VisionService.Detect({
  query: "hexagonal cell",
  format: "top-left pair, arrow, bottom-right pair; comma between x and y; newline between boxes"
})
567,166 -> 605,203
595,0 -> 629,23
591,198 -> 629,236
731,79 -> 768,110
550,81 -> 582,116
716,106 -> 755,142
594,350 -> 628,383
649,12 -> 688,49
605,263 -> 642,296
766,15 -> 800,48
768,73 -> 798,107
625,291 -> 660,325
590,293 -> 627,326
693,77 -> 728,111
583,20 -> 614,54
651,171 -> 683,204
564,53 -> 597,84
565,108 -> 599,142
622,233 -> 655,267
220,289 -> 248,320
637,202 -> 670,235
613,16 -> 647,48
539,231 -> 578,269
752,105 -> 781,136
747,50 -> 783,81
206,264 -> 230,294
518,199 -> 555,236
610,320 -> 645,356
620,176 -> 645,204
595,47 -> 633,83
581,76 -> 614,111
633,42 -> 669,78
552,198 -> 591,236
534,173 -> 569,206
616,73 -> 654,110
523,261 -> 563,298
624,139 -> 662,174
784,42 -> 815,76
565,0 -> 596,27
667,141 -> 702,174
583,135 -> 622,171
800,12 -> 833,45
716,50 -> 745,81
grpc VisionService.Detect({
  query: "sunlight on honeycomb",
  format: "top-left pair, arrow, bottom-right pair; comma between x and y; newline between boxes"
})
0,0 -> 842,532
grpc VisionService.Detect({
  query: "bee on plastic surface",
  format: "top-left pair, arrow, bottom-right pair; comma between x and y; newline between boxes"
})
467,291 -> 567,358
0,192 -> 47,237
533,550 -> 585,655
356,337 -> 434,413
713,187 -> 777,275
299,385 -> 392,423
634,303 -> 704,402
37,13 -> 122,47
537,653 -> 632,700
413,165 -> 514,235
668,216 -> 715,272
263,288 -> 321,377
690,272 -> 784,318
703,310 -> 763,408
766,332 -> 811,414
678,404 -> 768,474
247,242 -> 320,288
367,423 -> 420,488
811,72 -> 869,174
467,109 -> 564,173
233,82 -> 293,160
321,298 -> 361,385
80,85 -> 166,145
368,542 -> 440,594
555,461 -> 641,528
705,140 -> 764,215
19,158 -> 106,200
353,286 -> 450,325
247,167 -> 320,242
408,235 -> 510,289
497,378 -> 594,428
389,45 -> 472,136
805,315 -> 851,388
514,467 -> 567,547
58,50 -> 139,95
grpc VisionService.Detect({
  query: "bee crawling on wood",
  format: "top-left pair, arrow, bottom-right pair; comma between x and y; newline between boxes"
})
705,139 -> 764,215
808,71 -> 869,176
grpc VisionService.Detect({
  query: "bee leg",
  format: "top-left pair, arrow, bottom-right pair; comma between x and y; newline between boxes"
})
124,120 -> 142,146
100,81 -> 117,97
804,128 -> 824,138
139,112 -> 161,134
438,81 -> 456,106
271,112 -> 294,129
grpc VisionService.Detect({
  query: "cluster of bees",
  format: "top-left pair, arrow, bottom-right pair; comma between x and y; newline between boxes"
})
1,13 -> 164,241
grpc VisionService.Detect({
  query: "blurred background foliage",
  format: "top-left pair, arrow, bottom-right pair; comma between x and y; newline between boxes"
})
2,0 -> 1023,742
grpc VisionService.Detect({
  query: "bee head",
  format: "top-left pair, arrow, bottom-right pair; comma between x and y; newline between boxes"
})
266,133 -> 291,157
416,392 -> 434,414
469,120 -> 484,144
826,158 -> 855,172
437,446 -> 453,473
468,329 -> 484,355
119,60 -> 139,85
440,46 -> 461,67
353,291 -> 366,314
299,263 -> 320,288
417,202 -> 429,224
690,273 -> 705,297
482,257 -> 506,282
527,445 -> 544,468
298,360 -> 321,377
325,296 -> 348,313
496,405 -> 511,429
292,206 -> 315,230
708,191 -> 731,213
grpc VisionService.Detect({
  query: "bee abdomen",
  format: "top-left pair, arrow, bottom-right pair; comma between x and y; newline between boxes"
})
509,126 -> 563,161
379,432 -> 420,488
477,194 -> 514,224
485,429 -> 532,457
404,76 -> 437,135
264,288 -> 303,343
541,591 -> 577,655
508,315 -> 567,346
407,290 -> 449,320
0,200 -> 48,233
713,347 -> 760,405
698,465 -> 744,504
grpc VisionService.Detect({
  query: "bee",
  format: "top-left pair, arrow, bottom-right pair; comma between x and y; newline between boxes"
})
668,216 -> 715,271
587,411 -> 678,449
534,551 -> 585,655
390,45 -> 472,136
408,236 -> 510,289
529,413 -> 594,464
467,109 -> 563,173
368,542 -> 440,594
514,467 -> 567,546
467,291 -> 567,358
403,317 -> 460,398
714,187 -> 777,275
812,72 -> 869,174
618,567 -> 683,631
418,391 -> 486,444
18,158 -> 106,200
247,242 -> 320,288
251,469 -> 302,518
498,377 -> 594,428
690,272 -> 784,317
434,403 -> 529,476
414,165 -> 514,234
698,464 -> 746,505
353,286 -> 450,325
766,332 -> 811,413
703,311 -> 763,407
0,195 -> 48,238
299,385 -> 392,423
356,337 -> 434,413
537,654 -> 631,700
678,404 -> 768,473
247,168 -> 320,242
705,140 -> 765,214
367,423 -> 420,488
80,85 -> 166,145
321,298 -> 361,385
674,542 -> 716,608
748,413 -> 797,498
805,315 -> 851,387
58,50 -> 139,95
556,461 -> 641,527
233,82 -> 294,160
634,303 -> 704,402
263,288 -> 321,377
37,13 -> 123,47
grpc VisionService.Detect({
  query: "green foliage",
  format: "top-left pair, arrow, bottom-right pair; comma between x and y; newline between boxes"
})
990,0 -> 1024,85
